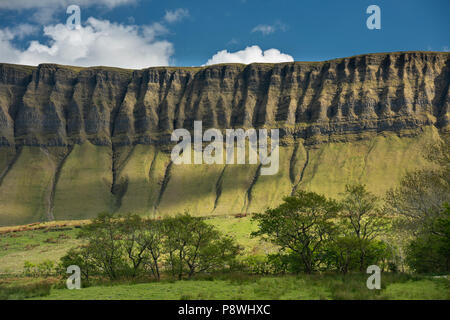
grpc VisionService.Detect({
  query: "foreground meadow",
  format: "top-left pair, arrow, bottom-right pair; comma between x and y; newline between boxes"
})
0,216 -> 260,275
0,217 -> 448,300
9,274 -> 449,300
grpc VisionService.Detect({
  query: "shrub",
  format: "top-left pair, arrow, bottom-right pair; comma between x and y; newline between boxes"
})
58,246 -> 98,283
241,255 -> 272,275
405,204 -> 450,273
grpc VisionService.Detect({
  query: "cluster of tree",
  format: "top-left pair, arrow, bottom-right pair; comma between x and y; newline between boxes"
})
251,186 -> 393,274
385,137 -> 449,273
59,213 -> 241,281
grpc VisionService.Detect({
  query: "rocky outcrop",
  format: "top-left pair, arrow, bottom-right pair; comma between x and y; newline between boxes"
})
0,51 -> 448,149
0,51 -> 448,225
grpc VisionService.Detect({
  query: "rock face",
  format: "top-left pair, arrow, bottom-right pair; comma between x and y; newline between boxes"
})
0,52 -> 449,225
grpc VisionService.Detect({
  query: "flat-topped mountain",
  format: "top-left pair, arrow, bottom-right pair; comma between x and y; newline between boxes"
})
0,51 -> 448,226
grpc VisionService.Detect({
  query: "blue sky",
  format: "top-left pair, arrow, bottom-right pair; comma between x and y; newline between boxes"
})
0,0 -> 448,68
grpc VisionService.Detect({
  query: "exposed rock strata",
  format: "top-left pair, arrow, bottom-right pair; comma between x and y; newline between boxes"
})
0,52 -> 448,225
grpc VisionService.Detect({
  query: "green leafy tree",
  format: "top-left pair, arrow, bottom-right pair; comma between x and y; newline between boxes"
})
386,137 -> 450,273
138,218 -> 165,280
322,236 -> 361,274
119,214 -> 151,278
252,191 -> 339,273
163,213 -> 240,279
58,245 -> 97,282
196,235 -> 241,274
338,184 -> 388,271
386,138 -> 449,233
78,213 -> 126,280
405,204 -> 450,273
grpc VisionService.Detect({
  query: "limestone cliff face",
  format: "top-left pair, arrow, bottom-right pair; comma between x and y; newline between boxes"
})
0,52 -> 448,225
0,51 -> 449,148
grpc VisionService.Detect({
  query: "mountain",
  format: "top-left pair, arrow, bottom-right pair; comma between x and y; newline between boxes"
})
0,51 -> 448,226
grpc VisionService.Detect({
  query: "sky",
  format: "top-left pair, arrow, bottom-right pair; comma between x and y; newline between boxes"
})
0,0 -> 448,69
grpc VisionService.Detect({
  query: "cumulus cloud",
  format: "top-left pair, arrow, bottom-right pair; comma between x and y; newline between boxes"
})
0,18 -> 174,69
0,24 -> 38,39
203,45 -> 294,66
164,8 -> 189,24
251,21 -> 287,36
0,0 -> 136,10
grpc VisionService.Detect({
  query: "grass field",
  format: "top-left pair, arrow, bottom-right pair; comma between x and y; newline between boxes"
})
32,274 -> 449,300
0,215 -> 260,274
0,216 -> 448,300
0,227 -> 81,274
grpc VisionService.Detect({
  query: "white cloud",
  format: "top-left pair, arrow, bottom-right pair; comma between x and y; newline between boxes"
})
0,0 -> 136,10
204,45 -> 294,66
0,24 -> 40,63
0,18 -> 174,69
251,25 -> 275,35
0,30 -> 22,63
142,22 -> 169,39
0,24 -> 38,39
251,22 -> 287,36
30,7 -> 58,24
164,8 -> 189,24
0,0 -> 137,24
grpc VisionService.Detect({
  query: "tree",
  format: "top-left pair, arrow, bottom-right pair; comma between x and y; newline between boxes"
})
99,214 -> 166,280
322,236 -> 361,274
78,213 -> 126,280
58,245 -> 97,282
386,137 -> 449,233
163,213 -> 240,279
252,191 -> 339,273
385,137 -> 450,273
139,218 -> 165,280
338,184 -> 388,271
195,235 -> 241,274
405,203 -> 450,273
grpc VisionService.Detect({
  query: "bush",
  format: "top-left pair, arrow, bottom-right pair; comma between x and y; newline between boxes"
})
23,260 -> 55,278
58,246 -> 98,283
405,205 -> 450,273
241,255 -> 273,275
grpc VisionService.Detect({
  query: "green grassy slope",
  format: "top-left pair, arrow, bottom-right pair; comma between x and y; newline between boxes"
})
0,147 -> 16,176
52,142 -> 113,221
156,150 -> 225,216
0,228 -> 80,274
0,127 -> 442,226
244,127 -> 438,213
0,147 -> 54,225
247,144 -> 307,213
114,145 -> 170,215
302,127 -> 438,197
